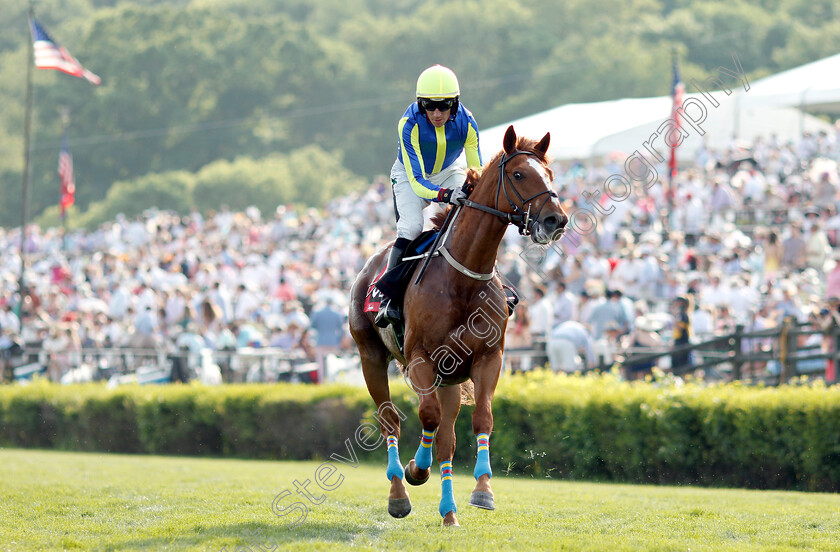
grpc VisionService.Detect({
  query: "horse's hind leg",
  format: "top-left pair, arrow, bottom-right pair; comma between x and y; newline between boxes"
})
404,433 -> 433,486
356,337 -> 411,518
403,357 -> 439,486
404,406 -> 434,486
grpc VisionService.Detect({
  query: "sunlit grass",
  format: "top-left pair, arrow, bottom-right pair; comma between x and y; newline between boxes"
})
0,448 -> 838,551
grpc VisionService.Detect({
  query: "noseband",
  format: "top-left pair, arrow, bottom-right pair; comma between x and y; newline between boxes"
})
462,150 -> 558,236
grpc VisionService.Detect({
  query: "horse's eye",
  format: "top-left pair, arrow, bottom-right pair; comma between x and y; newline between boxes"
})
512,171 -> 523,181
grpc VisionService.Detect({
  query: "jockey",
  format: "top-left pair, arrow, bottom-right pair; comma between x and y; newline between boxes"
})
375,64 -> 483,328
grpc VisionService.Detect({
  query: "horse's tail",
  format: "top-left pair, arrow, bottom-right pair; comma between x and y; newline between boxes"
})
459,380 -> 475,405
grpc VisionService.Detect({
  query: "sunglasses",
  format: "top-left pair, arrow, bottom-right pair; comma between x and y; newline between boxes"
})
420,98 -> 455,112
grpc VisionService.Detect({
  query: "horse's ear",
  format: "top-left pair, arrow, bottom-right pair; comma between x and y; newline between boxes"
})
503,126 -> 517,154
535,132 -> 550,155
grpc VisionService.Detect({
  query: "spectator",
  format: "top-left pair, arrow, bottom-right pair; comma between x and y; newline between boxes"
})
42,324 -> 80,381
164,288 -> 187,328
233,283 -> 261,322
0,304 -> 20,336
505,307 -> 532,374
547,320 -> 595,373
273,276 -> 297,304
762,231 -> 783,281
805,221 -> 830,270
586,289 -> 629,340
130,305 -> 159,349
593,320 -> 623,368
308,297 -> 346,383
621,315 -> 663,380
670,296 -> 692,371
692,304 -> 715,340
527,285 -> 554,343
781,224 -> 807,272
552,281 -> 577,327
208,281 -> 233,323
172,324 -> 205,383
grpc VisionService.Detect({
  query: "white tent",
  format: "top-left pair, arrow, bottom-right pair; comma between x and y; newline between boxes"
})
738,53 -> 840,113
478,53 -> 840,163
478,96 -> 671,161
479,94 -> 832,163
584,94 -> 831,160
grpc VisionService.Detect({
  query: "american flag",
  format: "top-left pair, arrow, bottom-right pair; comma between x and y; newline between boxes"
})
29,17 -> 101,85
59,134 -> 75,216
669,55 -> 684,183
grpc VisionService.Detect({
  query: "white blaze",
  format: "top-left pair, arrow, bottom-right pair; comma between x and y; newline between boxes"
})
526,158 -> 551,188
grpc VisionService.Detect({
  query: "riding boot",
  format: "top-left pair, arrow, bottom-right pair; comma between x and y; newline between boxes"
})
374,239 -> 410,328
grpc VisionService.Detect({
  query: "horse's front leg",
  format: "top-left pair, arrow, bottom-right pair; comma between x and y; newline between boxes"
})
469,358 -> 501,511
404,427 -> 434,486
435,384 -> 462,526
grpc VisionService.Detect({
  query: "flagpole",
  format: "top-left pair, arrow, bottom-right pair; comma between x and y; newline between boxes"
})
18,3 -> 34,317
60,106 -> 69,251
667,46 -> 678,210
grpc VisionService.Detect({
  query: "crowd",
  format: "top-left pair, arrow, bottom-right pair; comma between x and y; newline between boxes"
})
519,128 -> 840,379
1,126 -> 839,384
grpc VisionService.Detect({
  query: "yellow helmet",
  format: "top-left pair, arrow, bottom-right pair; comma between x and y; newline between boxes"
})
416,65 -> 460,99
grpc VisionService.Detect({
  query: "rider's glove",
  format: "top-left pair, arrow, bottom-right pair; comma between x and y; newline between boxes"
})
437,187 -> 468,205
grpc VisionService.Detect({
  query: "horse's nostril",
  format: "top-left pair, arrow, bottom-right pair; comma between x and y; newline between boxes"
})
543,216 -> 559,231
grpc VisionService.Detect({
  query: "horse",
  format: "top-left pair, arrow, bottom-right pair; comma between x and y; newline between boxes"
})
348,125 -> 568,526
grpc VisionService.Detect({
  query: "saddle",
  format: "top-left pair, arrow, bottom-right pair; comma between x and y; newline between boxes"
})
364,230 -> 438,316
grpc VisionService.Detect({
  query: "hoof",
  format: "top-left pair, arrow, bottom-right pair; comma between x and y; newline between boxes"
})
388,497 -> 412,518
468,490 -> 495,510
442,511 -> 460,527
403,459 -> 431,486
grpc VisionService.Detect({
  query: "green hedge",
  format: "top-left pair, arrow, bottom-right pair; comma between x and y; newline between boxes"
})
1,373 -> 838,492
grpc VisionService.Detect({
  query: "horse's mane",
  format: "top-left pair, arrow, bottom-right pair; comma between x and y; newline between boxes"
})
430,208 -> 450,230
429,135 -> 552,231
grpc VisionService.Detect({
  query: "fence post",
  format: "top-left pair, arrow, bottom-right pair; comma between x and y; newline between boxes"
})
1,351 -> 9,383
832,323 -> 840,385
731,324 -> 744,380
780,316 -> 797,384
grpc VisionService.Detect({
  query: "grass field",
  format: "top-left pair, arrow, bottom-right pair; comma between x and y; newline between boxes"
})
1,449 -> 838,551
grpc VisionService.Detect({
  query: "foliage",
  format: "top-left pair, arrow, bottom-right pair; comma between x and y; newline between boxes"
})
67,144 -> 361,228
2,374 -> 839,492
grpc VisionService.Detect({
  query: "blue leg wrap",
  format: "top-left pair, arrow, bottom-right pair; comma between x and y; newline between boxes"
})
386,436 -> 403,481
474,433 -> 492,480
438,461 -> 457,518
414,429 -> 435,471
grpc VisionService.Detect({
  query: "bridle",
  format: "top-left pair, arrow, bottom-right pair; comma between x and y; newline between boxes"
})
415,149 -> 560,284
462,150 -> 558,236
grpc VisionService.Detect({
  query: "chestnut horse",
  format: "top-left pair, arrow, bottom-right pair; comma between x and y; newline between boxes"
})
348,126 -> 568,526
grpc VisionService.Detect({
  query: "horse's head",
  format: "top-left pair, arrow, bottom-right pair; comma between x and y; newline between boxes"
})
473,126 -> 567,244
